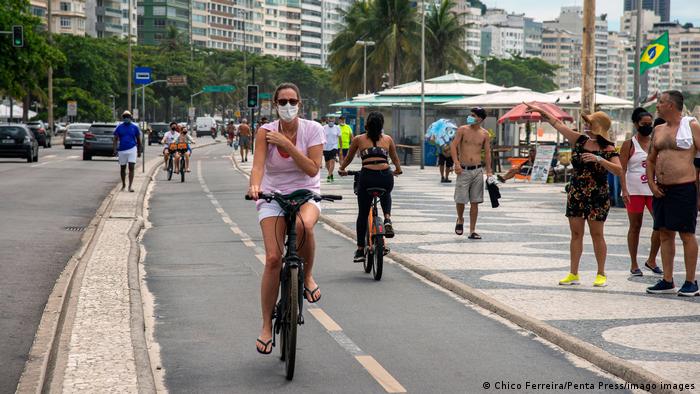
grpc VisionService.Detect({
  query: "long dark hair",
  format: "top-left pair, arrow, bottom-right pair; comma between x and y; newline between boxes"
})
365,111 -> 383,143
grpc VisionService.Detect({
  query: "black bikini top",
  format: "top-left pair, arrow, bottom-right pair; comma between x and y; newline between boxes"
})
360,139 -> 388,164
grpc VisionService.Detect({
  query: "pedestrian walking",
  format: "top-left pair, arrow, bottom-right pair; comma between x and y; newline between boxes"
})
645,90 -> 700,296
524,103 -> 622,287
338,116 -> 353,158
322,117 -> 342,182
438,145 -> 454,183
238,119 -> 251,162
450,107 -> 493,239
112,110 -> 142,192
226,121 -> 236,147
619,108 -> 661,276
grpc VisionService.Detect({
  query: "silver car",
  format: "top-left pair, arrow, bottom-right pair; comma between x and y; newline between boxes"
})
64,123 -> 91,149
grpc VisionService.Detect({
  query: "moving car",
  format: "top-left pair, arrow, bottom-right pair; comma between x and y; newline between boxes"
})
148,122 -> 170,145
196,116 -> 216,137
26,120 -> 52,148
0,124 -> 39,163
64,123 -> 91,149
83,123 -> 118,160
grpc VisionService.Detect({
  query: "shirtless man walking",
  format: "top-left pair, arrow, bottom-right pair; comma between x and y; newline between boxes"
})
450,107 -> 493,239
646,90 -> 700,296
238,119 -> 251,162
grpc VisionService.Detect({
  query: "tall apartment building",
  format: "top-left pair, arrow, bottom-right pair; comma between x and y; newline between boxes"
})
138,0 -> 189,45
299,0 -> 351,67
186,0 -> 263,52
620,9 -> 660,34
479,9 -> 541,59
523,17 -> 542,57
262,0 -> 302,60
607,31 -> 630,99
541,28 -> 581,90
624,0 -> 670,22
543,6 -> 608,93
453,3 -> 481,60
121,0 -> 137,39
29,0 -> 89,36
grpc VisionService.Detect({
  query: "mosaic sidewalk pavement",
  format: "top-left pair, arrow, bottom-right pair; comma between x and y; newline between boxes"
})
237,156 -> 700,389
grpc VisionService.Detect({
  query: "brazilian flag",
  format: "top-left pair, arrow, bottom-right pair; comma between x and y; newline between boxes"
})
640,31 -> 670,74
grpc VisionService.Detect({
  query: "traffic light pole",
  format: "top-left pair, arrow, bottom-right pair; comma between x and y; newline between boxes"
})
250,66 -> 255,155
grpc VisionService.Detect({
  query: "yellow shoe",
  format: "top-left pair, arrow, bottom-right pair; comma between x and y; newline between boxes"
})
559,273 -> 580,285
593,274 -> 607,287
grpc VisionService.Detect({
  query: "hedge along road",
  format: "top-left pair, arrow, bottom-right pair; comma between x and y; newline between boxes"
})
140,143 -> 634,393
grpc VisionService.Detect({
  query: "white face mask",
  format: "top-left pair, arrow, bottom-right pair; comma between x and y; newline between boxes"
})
277,103 -> 299,122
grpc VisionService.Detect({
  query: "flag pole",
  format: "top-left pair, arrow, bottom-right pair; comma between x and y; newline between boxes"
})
633,0 -> 642,108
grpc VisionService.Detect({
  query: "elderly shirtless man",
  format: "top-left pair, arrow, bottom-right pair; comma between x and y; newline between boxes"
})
646,90 -> 700,297
450,107 -> 493,238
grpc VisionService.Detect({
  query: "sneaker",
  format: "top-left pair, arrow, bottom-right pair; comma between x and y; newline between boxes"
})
678,280 -> 700,297
646,279 -> 676,294
645,262 -> 663,275
444,178 -> 452,183
593,274 -> 607,287
353,249 -> 365,263
559,273 -> 580,285
630,268 -> 643,277
330,174 -> 334,182
384,219 -> 395,238
440,177 -> 447,183
326,176 -> 331,183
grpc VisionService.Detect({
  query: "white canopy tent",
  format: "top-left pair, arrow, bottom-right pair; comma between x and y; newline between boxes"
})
0,104 -> 37,120
439,87 -> 558,108
546,87 -> 633,108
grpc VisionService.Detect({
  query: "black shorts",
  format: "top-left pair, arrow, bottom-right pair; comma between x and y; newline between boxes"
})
694,157 -> 700,169
652,182 -> 698,233
438,153 -> 453,167
323,149 -> 338,162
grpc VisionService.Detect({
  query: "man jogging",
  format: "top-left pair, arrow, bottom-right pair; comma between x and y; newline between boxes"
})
113,111 -> 142,192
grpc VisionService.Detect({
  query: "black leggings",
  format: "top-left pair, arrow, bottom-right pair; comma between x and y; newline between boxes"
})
356,168 -> 394,247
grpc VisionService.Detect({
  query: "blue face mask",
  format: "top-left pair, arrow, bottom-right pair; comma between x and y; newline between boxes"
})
123,117 -> 131,124
466,116 -> 478,125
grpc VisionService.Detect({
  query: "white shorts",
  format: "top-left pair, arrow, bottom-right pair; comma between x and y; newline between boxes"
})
118,146 -> 138,165
257,199 -> 321,222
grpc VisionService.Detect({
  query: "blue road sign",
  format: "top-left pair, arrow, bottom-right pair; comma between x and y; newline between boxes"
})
134,67 -> 152,85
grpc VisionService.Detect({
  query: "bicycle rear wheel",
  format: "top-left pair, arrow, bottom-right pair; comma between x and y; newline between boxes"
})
372,235 -> 384,281
285,266 -> 299,380
363,211 -> 373,273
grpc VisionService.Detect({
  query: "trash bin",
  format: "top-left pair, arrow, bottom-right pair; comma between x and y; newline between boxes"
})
424,142 -> 438,167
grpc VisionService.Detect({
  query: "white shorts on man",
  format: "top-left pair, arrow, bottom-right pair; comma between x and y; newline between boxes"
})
118,146 -> 138,165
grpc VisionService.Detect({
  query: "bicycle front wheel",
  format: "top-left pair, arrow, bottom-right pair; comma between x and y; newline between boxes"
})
363,229 -> 373,274
373,235 -> 384,281
285,266 -> 299,380
180,156 -> 186,182
167,157 -> 173,180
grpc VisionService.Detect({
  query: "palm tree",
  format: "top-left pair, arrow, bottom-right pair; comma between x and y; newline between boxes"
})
328,1 -> 374,95
424,0 -> 473,78
159,25 -> 187,54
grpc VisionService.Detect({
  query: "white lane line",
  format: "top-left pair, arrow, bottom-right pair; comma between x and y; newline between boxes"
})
221,216 -> 232,224
44,154 -> 57,159
68,155 -> 79,159
355,356 -> 407,393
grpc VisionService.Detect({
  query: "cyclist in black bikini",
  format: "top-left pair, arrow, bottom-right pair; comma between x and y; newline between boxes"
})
338,112 -> 402,262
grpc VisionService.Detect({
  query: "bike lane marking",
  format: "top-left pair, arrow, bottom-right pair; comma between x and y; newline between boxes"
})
195,156 -> 407,393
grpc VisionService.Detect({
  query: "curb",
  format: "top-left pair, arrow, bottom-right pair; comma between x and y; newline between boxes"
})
231,157 -> 682,394
16,141 -> 220,394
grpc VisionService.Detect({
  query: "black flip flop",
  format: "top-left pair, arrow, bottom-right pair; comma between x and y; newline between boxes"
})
468,232 -> 482,240
455,222 -> 464,235
304,286 -> 322,303
256,338 -> 273,354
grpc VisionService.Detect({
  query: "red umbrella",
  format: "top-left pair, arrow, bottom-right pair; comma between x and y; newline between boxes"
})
498,102 -> 574,124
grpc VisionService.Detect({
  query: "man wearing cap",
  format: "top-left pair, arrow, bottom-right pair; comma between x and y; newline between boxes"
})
113,111 -> 142,192
450,107 -> 493,239
646,90 -> 700,297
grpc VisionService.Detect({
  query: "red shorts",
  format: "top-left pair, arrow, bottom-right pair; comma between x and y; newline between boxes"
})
626,195 -> 653,214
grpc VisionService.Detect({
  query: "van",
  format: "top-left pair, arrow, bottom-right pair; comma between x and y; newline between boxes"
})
196,117 -> 216,137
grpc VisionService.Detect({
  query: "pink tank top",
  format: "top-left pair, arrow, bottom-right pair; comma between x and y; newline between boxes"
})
259,119 -> 326,195
625,135 -> 652,196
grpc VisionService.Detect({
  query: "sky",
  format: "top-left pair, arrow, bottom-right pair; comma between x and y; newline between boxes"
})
481,0 -> 700,32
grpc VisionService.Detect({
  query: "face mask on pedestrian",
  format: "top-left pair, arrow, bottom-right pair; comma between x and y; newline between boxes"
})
277,103 -> 299,122
328,121 -> 335,127
123,117 -> 131,124
171,126 -> 177,131
637,124 -> 653,136
466,115 -> 479,125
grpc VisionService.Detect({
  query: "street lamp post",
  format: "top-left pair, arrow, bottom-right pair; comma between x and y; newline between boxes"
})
190,89 -> 204,136
355,40 -> 375,94
137,79 -> 166,172
419,0 -> 426,169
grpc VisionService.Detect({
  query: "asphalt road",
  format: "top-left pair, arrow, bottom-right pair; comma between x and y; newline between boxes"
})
142,144 -> 633,393
0,140 -> 135,393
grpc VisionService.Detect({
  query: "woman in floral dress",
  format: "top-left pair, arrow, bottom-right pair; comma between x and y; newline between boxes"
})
525,104 -> 623,287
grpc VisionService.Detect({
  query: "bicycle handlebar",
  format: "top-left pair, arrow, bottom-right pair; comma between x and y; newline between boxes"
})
245,192 -> 342,202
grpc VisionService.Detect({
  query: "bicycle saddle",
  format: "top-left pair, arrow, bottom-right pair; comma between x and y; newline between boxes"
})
366,187 -> 386,196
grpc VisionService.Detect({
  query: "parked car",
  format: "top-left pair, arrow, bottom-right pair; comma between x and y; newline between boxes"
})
64,122 -> 91,149
0,124 -> 39,163
26,120 -> 52,148
56,123 -> 67,135
83,123 -> 117,160
148,122 -> 170,145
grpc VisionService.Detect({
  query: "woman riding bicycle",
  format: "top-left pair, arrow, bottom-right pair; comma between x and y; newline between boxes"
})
177,125 -> 195,173
248,82 -> 326,355
161,122 -> 179,171
338,112 -> 402,263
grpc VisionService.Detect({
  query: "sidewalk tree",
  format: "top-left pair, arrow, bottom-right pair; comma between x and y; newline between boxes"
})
424,0 -> 473,79
472,55 -> 559,92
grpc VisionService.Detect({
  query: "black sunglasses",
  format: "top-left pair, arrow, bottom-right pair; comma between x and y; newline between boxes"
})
276,99 -> 299,106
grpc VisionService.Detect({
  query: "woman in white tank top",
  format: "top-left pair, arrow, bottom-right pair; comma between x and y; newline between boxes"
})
619,108 -> 661,276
